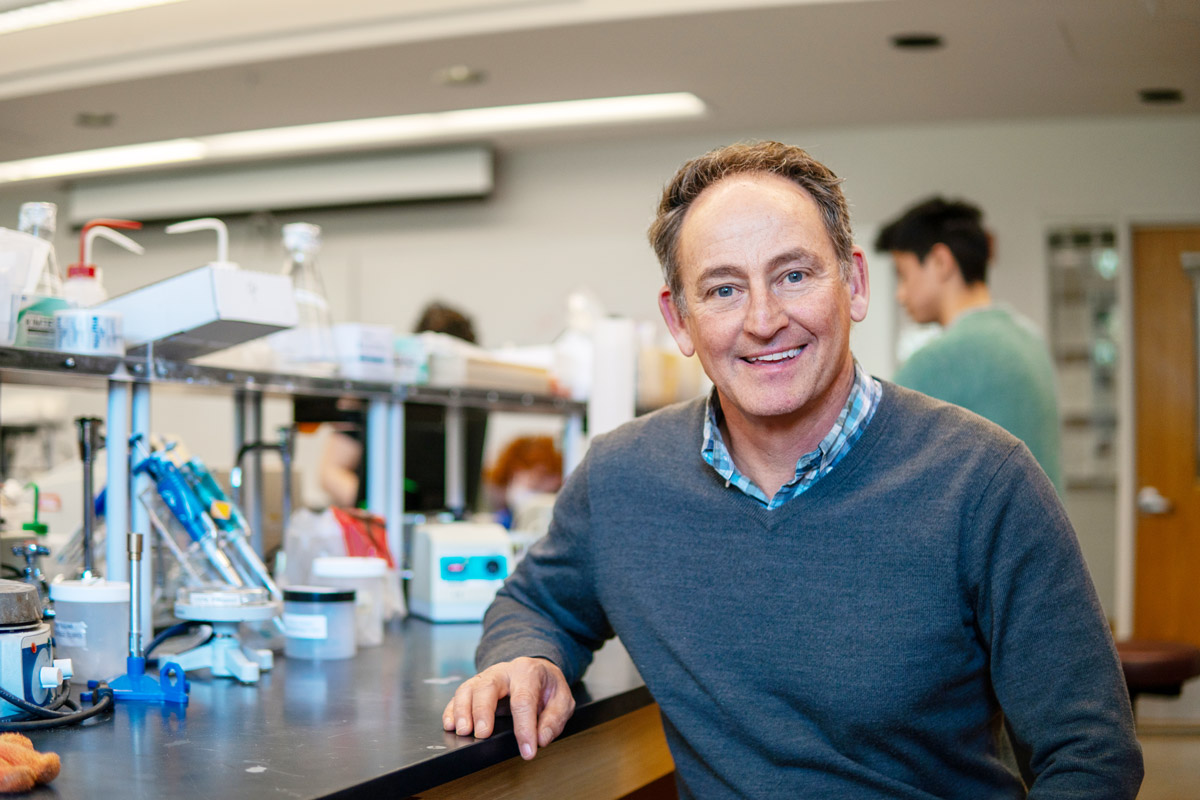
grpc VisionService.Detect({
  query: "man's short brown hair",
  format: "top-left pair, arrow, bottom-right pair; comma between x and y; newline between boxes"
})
648,141 -> 854,314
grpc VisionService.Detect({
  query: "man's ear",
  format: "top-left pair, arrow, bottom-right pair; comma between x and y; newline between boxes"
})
848,248 -> 870,323
658,285 -> 695,357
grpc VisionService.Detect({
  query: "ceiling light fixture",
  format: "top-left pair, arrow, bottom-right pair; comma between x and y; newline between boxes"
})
0,139 -> 206,182
0,0 -> 187,36
434,65 -> 486,87
1138,88 -> 1183,105
75,111 -> 117,129
890,33 -> 943,50
0,92 -> 708,184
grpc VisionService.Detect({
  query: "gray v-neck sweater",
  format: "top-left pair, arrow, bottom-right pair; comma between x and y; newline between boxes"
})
478,382 -> 1141,799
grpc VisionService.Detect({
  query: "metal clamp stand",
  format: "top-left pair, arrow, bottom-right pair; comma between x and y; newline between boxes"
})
75,417 -> 104,580
230,426 -> 295,535
10,543 -> 50,604
92,533 -> 189,706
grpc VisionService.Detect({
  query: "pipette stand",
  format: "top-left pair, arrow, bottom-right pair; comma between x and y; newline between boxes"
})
171,595 -> 279,684
103,656 -> 190,705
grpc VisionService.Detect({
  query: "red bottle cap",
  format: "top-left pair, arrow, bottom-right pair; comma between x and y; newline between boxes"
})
67,264 -> 97,279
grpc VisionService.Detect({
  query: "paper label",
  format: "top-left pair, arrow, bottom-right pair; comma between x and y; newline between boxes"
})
284,612 -> 328,640
55,620 -> 87,648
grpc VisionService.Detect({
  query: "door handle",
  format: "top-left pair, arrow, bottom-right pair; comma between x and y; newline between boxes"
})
1137,486 -> 1174,516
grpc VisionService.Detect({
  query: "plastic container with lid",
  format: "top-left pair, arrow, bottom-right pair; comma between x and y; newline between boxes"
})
48,578 -> 130,684
282,586 -> 356,660
310,556 -> 388,648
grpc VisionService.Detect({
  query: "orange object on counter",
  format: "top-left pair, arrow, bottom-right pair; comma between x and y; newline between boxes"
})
0,733 -> 60,793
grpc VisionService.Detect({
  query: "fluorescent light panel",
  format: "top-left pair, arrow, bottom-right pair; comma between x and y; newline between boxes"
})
0,0 -> 186,35
0,93 -> 707,184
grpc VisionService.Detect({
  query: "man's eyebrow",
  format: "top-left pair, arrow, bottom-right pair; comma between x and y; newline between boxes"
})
768,248 -> 822,271
694,264 -> 745,285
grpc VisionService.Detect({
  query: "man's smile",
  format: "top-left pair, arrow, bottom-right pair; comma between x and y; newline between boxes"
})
743,346 -> 804,364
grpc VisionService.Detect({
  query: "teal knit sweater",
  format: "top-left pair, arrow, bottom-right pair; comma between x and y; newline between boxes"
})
894,306 -> 1063,492
478,383 -> 1140,799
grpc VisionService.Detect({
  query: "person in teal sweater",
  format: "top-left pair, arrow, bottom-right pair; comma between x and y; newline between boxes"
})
875,197 -> 1062,491
443,143 -> 1138,797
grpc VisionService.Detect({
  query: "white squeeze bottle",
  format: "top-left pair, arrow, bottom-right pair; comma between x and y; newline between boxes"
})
63,219 -> 144,307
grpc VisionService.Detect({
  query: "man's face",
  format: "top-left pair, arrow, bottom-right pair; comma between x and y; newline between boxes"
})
892,250 -> 940,325
659,173 -> 868,429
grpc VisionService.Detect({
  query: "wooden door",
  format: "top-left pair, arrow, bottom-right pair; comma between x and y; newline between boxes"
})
1133,225 -> 1200,645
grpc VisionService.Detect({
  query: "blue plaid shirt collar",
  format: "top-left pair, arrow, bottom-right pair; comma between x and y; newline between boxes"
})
701,361 -> 881,509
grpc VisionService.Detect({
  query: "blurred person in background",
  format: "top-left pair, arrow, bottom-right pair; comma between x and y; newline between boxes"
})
875,197 -> 1062,491
483,435 -> 563,530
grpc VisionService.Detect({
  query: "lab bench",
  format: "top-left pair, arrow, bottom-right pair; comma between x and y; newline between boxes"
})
26,618 -> 672,799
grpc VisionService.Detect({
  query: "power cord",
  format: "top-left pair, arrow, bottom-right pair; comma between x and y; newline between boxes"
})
0,681 -> 113,732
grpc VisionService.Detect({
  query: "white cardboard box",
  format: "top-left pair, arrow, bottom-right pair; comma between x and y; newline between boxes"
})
99,265 -> 297,360
333,322 -> 395,381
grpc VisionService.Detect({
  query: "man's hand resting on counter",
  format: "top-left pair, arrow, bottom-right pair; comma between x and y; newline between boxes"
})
443,657 -> 576,760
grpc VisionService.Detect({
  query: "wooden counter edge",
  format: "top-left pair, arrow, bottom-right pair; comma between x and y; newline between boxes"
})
412,703 -> 674,800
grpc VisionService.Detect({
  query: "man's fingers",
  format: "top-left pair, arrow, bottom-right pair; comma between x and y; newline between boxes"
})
537,681 -> 576,748
508,682 -> 542,760
469,679 -> 502,739
450,684 -> 476,736
443,659 -> 573,760
449,672 -> 505,737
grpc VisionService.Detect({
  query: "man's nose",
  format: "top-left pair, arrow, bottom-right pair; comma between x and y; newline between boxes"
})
744,288 -> 787,339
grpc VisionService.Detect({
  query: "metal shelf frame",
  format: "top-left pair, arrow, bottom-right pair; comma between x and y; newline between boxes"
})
0,345 -> 584,630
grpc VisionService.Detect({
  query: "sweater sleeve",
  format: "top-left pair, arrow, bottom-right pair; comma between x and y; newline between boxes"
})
963,444 -> 1143,798
474,448 -> 614,685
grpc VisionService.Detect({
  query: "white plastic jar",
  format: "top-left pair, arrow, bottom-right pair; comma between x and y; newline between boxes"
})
49,579 -> 130,684
310,556 -> 388,648
283,586 -> 356,660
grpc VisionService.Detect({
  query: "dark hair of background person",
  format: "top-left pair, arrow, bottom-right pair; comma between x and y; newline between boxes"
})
874,197 -> 992,285
415,301 -> 477,343
647,140 -> 854,315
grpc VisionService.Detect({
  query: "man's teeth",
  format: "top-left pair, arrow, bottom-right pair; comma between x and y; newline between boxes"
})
748,347 -> 801,363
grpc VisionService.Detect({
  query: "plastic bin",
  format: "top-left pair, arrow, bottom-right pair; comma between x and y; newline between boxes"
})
282,586 -> 356,660
310,556 -> 388,648
49,579 -> 130,684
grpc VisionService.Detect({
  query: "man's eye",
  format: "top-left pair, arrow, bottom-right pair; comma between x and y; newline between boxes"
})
785,271 -> 804,283
715,286 -> 734,298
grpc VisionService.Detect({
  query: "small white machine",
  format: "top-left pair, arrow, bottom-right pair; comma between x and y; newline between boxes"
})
0,580 -> 71,717
409,522 -> 510,623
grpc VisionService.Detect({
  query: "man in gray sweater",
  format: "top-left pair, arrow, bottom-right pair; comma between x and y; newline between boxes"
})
443,141 -> 1142,798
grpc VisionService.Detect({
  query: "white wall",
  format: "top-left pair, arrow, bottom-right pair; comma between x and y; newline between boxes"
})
4,113 -> 1200,612
9,115 -> 1199,354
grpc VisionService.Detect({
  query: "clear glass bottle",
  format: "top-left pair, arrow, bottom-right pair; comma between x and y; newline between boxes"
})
274,222 -> 337,373
17,201 -> 62,297
13,202 -> 70,348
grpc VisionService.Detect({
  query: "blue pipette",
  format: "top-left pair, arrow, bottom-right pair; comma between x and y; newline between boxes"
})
180,458 -> 282,600
131,442 -> 245,588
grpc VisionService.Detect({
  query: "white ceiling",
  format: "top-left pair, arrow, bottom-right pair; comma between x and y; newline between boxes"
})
0,0 -> 1197,167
